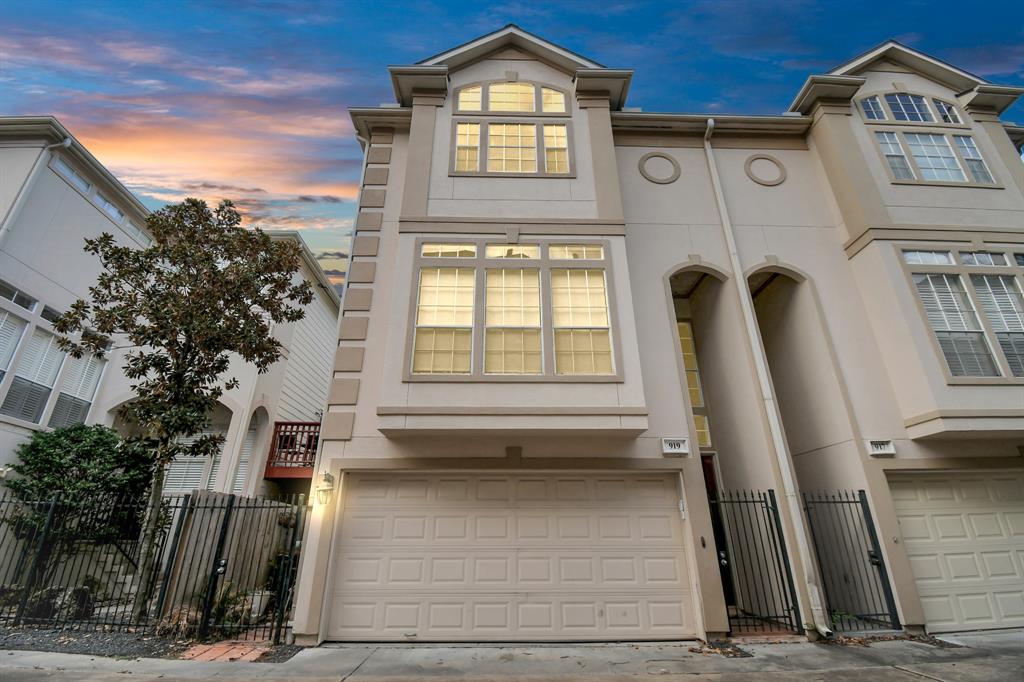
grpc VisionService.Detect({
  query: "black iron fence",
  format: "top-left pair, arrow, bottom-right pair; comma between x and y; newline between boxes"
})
708,489 -> 803,635
803,490 -> 900,633
0,490 -> 307,642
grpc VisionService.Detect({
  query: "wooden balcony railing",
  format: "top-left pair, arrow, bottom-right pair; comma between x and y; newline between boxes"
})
264,421 -> 319,479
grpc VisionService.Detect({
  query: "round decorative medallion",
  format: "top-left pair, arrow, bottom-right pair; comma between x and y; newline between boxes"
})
638,152 -> 681,184
744,154 -> 787,186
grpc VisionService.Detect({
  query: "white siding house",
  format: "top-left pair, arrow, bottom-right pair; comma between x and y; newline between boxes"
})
0,117 -> 339,499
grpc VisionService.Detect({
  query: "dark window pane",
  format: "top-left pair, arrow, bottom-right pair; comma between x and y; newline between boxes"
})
0,377 -> 52,423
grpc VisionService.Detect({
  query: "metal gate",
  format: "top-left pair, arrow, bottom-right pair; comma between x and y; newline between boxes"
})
803,490 -> 900,633
708,490 -> 802,634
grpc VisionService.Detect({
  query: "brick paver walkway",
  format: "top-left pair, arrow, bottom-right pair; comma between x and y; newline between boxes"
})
181,640 -> 268,662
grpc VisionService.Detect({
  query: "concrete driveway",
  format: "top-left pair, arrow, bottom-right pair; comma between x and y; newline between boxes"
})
1,631 -> 1021,680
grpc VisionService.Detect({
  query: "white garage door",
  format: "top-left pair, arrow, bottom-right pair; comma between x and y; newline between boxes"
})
890,472 -> 1024,632
326,473 -> 696,641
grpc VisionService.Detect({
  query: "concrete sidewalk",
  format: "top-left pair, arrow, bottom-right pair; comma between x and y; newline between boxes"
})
1,631 -> 1021,680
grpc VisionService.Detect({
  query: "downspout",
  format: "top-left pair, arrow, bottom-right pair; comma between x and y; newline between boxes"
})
701,119 -> 834,639
0,138 -> 72,242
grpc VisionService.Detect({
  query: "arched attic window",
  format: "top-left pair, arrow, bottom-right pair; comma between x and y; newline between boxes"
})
455,82 -> 567,114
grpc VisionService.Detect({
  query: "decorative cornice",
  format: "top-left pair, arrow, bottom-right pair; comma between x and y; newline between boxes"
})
348,107 -> 413,143
574,69 -> 633,110
958,84 -> 1024,116
388,65 -> 449,106
788,75 -> 866,114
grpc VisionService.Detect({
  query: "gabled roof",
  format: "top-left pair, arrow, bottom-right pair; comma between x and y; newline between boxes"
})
828,40 -> 987,92
417,24 -> 604,72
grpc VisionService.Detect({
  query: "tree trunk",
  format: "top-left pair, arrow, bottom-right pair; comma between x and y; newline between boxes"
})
130,462 -> 166,623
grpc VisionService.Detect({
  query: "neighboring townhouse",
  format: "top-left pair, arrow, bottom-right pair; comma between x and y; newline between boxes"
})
0,117 -> 339,498
292,26 -> 1024,643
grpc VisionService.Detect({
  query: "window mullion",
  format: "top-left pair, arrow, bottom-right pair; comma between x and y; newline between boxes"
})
964,273 -> 1012,377
473,257 -> 485,375
947,135 -> 975,183
896,132 -> 926,180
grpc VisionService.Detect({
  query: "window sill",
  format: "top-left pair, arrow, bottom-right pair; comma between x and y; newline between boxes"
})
404,373 -> 623,383
377,405 -> 648,436
454,110 -> 570,118
890,179 -> 1003,190
863,120 -> 971,130
0,413 -> 46,434
944,376 -> 1024,385
449,170 -> 577,179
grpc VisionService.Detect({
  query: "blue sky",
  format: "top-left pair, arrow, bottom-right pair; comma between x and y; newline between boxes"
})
2,1 -> 1022,289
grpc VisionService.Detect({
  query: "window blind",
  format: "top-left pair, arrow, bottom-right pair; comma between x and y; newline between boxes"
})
0,328 -> 65,422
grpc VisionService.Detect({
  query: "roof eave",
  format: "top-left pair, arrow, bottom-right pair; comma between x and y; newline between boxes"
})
264,229 -> 341,310
1004,124 -> 1024,154
611,111 -> 811,136
575,69 -> 633,110
388,65 -> 449,106
417,24 -> 604,71
348,107 -> 413,144
788,75 -> 866,114
829,40 -> 986,91
959,84 -> 1024,116
0,116 -> 150,219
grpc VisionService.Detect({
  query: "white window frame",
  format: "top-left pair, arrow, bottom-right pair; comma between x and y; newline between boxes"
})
405,238 -> 622,382
885,93 -> 935,122
449,119 -> 575,178
903,132 -> 966,182
873,130 -> 999,187
900,244 -> 1024,384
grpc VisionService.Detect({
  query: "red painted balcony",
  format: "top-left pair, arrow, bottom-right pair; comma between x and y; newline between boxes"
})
264,421 -> 319,479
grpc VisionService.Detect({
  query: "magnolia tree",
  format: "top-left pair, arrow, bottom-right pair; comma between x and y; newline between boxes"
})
53,198 -> 312,619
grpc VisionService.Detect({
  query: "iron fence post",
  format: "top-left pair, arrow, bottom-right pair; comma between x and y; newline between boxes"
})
13,494 -> 60,626
857,490 -> 901,630
199,494 -> 236,640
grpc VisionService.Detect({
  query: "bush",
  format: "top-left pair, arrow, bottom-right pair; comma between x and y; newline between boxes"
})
6,424 -> 152,500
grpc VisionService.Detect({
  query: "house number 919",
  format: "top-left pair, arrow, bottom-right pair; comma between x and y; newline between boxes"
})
661,438 -> 689,456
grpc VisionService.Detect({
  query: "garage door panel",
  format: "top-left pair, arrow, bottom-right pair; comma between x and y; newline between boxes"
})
328,473 -> 696,641
334,550 -> 688,590
339,510 -> 683,546
891,472 -> 1024,633
345,475 -> 680,508
329,593 -> 694,640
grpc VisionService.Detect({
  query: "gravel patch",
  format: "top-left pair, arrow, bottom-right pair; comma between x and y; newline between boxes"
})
827,633 -> 964,649
0,626 -> 190,659
256,643 -> 304,663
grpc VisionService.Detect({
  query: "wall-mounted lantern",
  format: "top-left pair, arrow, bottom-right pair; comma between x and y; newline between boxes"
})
315,471 -> 335,505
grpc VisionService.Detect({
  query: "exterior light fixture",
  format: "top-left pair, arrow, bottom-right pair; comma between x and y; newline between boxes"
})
315,471 -> 335,505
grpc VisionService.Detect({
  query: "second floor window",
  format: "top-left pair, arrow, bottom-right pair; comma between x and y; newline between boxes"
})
410,241 -> 615,378
904,247 -> 1024,379
454,121 -> 572,176
873,131 -> 996,186
0,327 -> 66,423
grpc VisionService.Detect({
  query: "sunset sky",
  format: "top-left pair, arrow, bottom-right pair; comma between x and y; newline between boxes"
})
2,1 -> 1022,291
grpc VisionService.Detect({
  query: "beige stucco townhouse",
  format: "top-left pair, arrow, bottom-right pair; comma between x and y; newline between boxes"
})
292,25 -> 1024,642
0,117 -> 339,499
